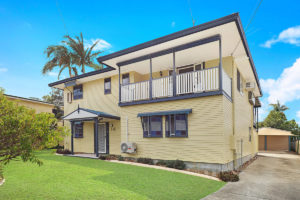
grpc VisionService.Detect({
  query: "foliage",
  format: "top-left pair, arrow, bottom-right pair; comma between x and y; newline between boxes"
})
43,45 -> 77,79
165,160 -> 186,170
63,33 -> 103,73
118,156 -> 124,161
0,151 -> 225,199
43,33 -> 103,79
269,100 -> 289,112
56,149 -> 71,154
218,171 -> 239,182
156,160 -> 167,166
137,157 -> 154,165
0,164 -> 3,180
0,90 -> 69,166
260,101 -> 300,135
42,88 -> 63,106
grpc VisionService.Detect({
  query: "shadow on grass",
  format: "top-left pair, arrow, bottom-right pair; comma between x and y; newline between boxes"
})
39,151 -> 225,200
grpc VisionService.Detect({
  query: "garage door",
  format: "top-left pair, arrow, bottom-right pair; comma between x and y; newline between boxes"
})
267,136 -> 289,151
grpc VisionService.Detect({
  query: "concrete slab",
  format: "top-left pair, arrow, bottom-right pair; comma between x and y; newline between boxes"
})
203,156 -> 300,200
258,152 -> 300,159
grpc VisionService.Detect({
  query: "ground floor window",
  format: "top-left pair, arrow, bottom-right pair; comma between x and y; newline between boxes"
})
142,116 -> 162,138
74,122 -> 83,138
166,114 -> 188,137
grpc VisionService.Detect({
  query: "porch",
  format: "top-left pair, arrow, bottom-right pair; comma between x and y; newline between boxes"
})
116,35 -> 232,106
63,107 -> 120,157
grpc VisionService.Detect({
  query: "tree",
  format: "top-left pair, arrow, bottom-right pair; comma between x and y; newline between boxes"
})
42,88 -> 63,106
0,89 -> 69,177
269,100 -> 289,112
43,45 -> 78,79
262,110 -> 288,130
63,33 -> 103,73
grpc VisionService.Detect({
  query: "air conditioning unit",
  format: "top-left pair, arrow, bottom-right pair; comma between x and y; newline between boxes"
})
248,91 -> 255,105
245,82 -> 255,91
121,142 -> 137,153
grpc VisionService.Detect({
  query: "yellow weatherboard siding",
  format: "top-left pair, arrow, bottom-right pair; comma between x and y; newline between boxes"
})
6,96 -> 55,113
62,56 -> 258,165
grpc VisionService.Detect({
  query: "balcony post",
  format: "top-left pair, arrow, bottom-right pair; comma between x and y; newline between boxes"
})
149,57 -> 153,100
172,51 -> 176,96
118,65 -> 121,103
71,121 -> 74,155
219,36 -> 223,91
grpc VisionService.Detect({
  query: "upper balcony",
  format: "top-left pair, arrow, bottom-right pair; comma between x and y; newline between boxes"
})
116,35 -> 232,106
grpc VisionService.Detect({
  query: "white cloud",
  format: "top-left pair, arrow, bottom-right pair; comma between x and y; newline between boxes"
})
47,72 -> 58,77
171,21 -> 176,27
0,68 -> 8,73
297,110 -> 300,118
260,58 -> 300,105
261,25 -> 300,48
85,38 -> 112,51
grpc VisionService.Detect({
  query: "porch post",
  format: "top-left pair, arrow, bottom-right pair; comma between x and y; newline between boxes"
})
149,57 -> 153,100
105,122 -> 109,154
94,118 -> 99,157
218,36 -> 223,91
172,51 -> 176,96
118,65 -> 121,103
71,121 -> 74,154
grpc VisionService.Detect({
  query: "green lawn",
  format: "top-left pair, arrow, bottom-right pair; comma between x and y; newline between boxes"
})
0,151 -> 225,200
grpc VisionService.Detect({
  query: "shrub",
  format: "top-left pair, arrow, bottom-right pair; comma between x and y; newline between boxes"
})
99,155 -> 108,160
56,149 -> 71,154
219,171 -> 239,182
137,158 -> 154,165
118,156 -> 124,161
165,160 -> 186,170
156,160 -> 167,166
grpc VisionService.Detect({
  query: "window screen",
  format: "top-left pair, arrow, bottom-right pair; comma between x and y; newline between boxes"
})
73,85 -> 83,100
104,78 -> 111,94
166,114 -> 188,137
142,116 -> 162,137
74,122 -> 83,138
122,73 -> 130,85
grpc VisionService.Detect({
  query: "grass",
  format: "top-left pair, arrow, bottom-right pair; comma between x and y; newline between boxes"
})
0,151 -> 225,200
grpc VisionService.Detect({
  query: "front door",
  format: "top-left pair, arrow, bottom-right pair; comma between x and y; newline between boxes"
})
98,124 -> 106,154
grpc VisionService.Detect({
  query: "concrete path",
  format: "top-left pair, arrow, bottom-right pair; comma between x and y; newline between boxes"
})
203,156 -> 300,200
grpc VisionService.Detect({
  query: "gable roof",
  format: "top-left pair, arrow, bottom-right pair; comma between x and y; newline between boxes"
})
63,107 -> 120,121
5,94 -> 55,106
258,127 -> 294,136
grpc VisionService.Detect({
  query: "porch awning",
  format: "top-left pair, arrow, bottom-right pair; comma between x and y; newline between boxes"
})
137,109 -> 192,117
63,107 -> 120,121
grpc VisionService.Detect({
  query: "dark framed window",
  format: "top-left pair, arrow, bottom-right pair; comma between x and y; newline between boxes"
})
122,73 -> 130,85
166,114 -> 188,137
74,122 -> 83,138
104,78 -> 111,94
141,116 -> 162,138
73,85 -> 83,100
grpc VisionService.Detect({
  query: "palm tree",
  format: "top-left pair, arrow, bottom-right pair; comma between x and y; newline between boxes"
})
63,33 -> 102,73
270,100 -> 289,112
42,45 -> 78,79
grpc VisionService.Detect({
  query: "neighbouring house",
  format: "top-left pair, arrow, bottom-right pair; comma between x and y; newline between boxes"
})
5,94 -> 60,114
49,13 -> 262,172
258,127 -> 294,151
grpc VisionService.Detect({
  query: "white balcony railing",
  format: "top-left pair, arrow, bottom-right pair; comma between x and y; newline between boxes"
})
222,69 -> 232,97
176,67 -> 219,95
152,76 -> 173,98
120,67 -> 231,103
121,80 -> 149,102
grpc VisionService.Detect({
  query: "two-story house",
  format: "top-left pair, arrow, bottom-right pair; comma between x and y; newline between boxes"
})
49,13 -> 261,172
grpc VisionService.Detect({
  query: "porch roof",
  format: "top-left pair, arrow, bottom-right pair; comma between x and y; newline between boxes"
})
137,109 -> 192,117
63,107 -> 120,121
258,128 -> 294,136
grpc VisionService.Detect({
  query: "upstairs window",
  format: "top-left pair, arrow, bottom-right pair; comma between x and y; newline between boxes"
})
142,116 -> 162,138
122,73 -> 130,85
73,85 -> 83,100
74,122 -> 83,138
104,78 -> 111,94
166,114 -> 188,137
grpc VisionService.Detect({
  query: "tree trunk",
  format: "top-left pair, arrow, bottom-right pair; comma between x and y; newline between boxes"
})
68,67 -> 73,77
82,64 -> 85,73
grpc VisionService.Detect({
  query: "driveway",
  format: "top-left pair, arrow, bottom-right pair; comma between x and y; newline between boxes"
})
204,154 -> 300,200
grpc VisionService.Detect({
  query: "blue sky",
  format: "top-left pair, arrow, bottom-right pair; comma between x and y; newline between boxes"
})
0,0 -> 300,122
